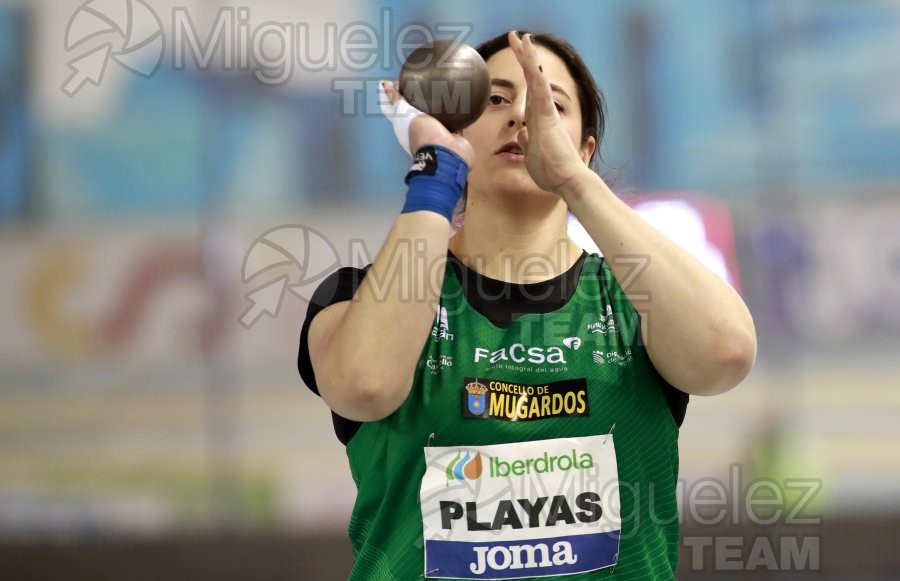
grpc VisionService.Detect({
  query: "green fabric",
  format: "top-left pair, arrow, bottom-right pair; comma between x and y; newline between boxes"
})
345,254 -> 681,580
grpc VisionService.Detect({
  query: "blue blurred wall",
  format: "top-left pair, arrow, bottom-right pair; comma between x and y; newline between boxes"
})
13,1 -> 900,215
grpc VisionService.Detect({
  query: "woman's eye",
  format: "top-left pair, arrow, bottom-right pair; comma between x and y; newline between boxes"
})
554,101 -> 565,113
489,95 -> 504,105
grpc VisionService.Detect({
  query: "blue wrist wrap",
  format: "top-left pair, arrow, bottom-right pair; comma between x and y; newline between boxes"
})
401,145 -> 469,222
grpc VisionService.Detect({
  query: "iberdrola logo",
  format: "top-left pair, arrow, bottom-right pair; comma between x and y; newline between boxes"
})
446,451 -> 483,481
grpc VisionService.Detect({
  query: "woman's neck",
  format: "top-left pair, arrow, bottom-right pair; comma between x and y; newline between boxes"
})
447,191 -> 583,284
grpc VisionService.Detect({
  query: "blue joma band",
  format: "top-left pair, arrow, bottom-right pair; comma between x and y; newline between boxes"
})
402,145 -> 469,222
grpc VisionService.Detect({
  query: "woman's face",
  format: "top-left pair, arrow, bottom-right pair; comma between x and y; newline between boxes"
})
461,45 -> 593,200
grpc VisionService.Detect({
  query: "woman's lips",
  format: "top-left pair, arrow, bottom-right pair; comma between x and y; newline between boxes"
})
496,151 -> 525,163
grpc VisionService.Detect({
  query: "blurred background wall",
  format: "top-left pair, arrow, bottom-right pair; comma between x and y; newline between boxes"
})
1,0 -> 899,579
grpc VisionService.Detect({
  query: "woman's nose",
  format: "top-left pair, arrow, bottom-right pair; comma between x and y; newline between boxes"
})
507,98 -> 527,128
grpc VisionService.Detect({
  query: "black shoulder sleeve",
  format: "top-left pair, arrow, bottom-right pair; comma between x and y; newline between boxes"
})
297,265 -> 371,445
635,314 -> 689,427
663,380 -> 689,427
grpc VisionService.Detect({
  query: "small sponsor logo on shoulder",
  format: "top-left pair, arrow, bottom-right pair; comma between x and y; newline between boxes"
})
420,354 -> 453,375
592,349 -> 632,367
432,306 -> 454,341
587,305 -> 617,335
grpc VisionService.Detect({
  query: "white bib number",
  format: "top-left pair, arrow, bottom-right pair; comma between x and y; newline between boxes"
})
420,435 -> 621,579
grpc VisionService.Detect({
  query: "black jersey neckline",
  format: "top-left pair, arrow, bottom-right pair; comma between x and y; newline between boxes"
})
446,249 -> 588,329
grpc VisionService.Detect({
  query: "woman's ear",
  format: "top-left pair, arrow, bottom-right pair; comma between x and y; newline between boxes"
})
581,136 -> 597,165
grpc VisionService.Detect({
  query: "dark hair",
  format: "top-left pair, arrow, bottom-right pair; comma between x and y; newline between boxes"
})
475,30 -> 607,169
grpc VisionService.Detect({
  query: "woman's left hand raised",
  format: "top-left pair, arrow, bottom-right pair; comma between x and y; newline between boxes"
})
507,31 -> 591,196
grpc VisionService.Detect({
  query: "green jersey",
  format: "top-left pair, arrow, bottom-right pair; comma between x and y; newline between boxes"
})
344,253 -> 681,580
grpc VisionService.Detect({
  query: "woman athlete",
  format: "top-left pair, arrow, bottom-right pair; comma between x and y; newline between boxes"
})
298,30 -> 756,580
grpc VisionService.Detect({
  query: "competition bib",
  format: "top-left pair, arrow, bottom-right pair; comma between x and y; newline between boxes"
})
420,435 -> 621,579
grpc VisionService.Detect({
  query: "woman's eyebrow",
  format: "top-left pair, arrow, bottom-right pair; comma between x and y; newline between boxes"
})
491,77 -> 572,102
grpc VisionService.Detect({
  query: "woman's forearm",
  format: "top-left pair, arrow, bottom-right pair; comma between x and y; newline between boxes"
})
317,211 -> 451,419
559,168 -> 757,395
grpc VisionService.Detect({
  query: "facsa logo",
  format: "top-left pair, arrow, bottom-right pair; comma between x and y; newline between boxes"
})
474,343 -> 566,365
562,337 -> 582,351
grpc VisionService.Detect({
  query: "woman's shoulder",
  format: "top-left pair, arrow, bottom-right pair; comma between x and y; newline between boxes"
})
308,264 -> 371,306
